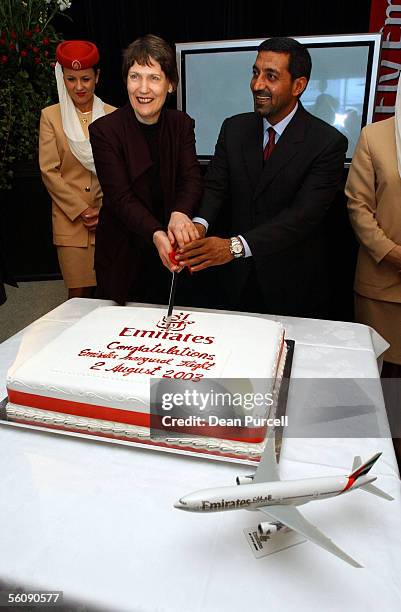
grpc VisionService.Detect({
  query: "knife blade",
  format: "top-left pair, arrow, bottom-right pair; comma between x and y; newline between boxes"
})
166,271 -> 178,328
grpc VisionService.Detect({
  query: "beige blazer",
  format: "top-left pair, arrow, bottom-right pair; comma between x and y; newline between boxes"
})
346,117 -> 401,303
39,102 -> 116,247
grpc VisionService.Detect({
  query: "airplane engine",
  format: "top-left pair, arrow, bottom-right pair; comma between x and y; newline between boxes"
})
257,521 -> 283,537
236,474 -> 254,485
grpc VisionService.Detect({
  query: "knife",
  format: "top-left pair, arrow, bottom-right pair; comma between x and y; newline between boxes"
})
166,271 -> 178,328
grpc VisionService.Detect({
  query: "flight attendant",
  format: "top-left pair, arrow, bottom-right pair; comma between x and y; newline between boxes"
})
39,40 -> 116,298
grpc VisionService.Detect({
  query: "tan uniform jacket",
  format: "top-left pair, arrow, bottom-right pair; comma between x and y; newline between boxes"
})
39,102 -> 116,247
346,117 -> 401,303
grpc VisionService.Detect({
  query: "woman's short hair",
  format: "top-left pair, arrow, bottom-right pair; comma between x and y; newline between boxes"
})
122,34 -> 179,90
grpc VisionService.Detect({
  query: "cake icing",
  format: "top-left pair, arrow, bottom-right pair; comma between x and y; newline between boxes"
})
6,306 -> 286,459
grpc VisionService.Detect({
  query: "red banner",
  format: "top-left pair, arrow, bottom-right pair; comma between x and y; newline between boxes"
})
370,0 -> 401,121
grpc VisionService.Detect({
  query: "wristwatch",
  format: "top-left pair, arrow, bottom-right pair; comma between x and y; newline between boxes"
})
229,236 -> 245,258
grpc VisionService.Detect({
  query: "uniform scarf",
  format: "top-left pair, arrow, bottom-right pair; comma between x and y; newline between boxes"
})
55,62 -> 105,174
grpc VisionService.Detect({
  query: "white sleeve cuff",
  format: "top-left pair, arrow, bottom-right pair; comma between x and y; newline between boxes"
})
238,235 -> 252,258
192,217 -> 209,232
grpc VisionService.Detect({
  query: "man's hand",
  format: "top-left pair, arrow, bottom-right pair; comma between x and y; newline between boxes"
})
167,211 -> 200,249
153,230 -> 182,272
80,206 -> 99,231
383,245 -> 401,272
176,237 -> 233,272
193,222 -> 207,239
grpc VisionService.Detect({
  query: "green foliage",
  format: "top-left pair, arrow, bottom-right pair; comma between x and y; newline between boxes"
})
0,1 -> 71,189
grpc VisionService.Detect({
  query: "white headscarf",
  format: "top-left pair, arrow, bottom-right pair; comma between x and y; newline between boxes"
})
55,62 -> 106,174
395,73 -> 401,178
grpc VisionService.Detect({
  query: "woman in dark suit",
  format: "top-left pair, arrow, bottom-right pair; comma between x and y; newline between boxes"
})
89,35 -> 202,305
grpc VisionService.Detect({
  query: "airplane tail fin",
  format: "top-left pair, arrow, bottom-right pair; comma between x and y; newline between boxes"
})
349,452 -> 382,481
350,454 -> 394,501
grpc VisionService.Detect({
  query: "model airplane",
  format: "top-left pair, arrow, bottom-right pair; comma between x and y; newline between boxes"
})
174,434 -> 394,567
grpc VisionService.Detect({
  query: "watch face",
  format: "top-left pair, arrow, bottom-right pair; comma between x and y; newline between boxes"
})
231,238 -> 243,255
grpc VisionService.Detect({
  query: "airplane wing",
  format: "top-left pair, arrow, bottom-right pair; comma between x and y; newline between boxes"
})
252,431 -> 279,484
258,504 -> 362,568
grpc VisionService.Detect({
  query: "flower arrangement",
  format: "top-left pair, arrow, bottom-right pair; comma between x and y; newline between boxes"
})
0,0 -> 71,189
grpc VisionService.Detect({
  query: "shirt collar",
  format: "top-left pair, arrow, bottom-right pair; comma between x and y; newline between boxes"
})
263,102 -> 298,137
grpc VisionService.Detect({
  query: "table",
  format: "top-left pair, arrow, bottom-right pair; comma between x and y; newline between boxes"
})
1,299 -> 400,612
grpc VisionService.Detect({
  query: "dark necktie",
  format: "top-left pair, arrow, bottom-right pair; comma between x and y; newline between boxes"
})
263,127 -> 276,162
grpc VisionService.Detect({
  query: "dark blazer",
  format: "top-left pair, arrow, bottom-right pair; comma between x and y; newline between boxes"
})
89,104 -> 202,304
199,104 -> 348,318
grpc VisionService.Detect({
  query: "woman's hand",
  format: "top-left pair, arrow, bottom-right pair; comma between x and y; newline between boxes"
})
80,207 -> 99,231
153,230 -> 181,272
167,211 -> 199,249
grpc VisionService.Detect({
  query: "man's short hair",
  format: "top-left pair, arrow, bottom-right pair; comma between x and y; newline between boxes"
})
258,37 -> 312,82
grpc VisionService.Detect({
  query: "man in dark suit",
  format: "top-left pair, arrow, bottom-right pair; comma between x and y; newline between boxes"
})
177,37 -> 348,318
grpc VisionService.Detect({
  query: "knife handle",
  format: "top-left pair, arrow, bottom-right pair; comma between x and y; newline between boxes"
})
169,250 -> 192,275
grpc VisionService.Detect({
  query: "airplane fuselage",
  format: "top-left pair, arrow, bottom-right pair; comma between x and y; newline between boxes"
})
175,474 -> 376,512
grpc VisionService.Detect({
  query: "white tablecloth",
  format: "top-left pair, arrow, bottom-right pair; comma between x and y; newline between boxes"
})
0,299 -> 400,612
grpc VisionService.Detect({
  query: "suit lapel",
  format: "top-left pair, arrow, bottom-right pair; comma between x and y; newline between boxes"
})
253,105 -> 308,200
242,114 -> 264,192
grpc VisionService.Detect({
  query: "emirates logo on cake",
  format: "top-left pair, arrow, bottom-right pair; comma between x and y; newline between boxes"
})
156,312 -> 195,331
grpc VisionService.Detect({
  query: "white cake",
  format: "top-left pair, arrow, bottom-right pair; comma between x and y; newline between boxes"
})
6,306 -> 286,460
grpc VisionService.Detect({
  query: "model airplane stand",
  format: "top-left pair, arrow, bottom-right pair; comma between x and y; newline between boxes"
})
244,525 -> 307,559
242,427 -> 311,559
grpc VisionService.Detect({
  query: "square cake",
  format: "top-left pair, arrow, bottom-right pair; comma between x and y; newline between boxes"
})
6,306 -> 286,460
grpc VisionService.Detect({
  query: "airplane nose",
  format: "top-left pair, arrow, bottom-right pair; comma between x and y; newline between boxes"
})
174,499 -> 184,509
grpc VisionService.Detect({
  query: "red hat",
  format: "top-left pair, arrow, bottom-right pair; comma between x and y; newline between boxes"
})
56,40 -> 99,70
